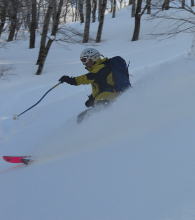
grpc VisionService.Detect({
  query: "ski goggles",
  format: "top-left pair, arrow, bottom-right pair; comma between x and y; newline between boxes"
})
80,57 -> 88,64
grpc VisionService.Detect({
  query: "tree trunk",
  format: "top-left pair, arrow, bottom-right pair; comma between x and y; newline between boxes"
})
191,0 -> 195,6
78,0 -> 84,23
83,0 -> 91,43
0,0 -> 7,37
74,1 -> 79,22
92,0 -> 97,22
36,0 -> 64,75
98,0 -> 102,21
132,0 -> 142,41
112,0 -> 116,18
162,0 -> 170,10
146,0 -> 151,14
181,0 -> 185,8
96,0 -> 107,43
36,0 -> 55,74
29,0 -> 37,48
36,0 -> 42,29
131,0 -> 136,17
7,0 -> 18,42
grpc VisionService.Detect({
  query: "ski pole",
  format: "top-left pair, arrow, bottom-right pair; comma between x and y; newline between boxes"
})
13,82 -> 62,120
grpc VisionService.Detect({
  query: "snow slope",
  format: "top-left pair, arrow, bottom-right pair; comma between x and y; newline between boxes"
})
0,6 -> 195,220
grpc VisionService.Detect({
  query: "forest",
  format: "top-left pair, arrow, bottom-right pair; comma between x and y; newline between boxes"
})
0,0 -> 195,74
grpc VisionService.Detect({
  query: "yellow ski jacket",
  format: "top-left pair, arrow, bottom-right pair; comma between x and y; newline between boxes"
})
73,58 -> 119,102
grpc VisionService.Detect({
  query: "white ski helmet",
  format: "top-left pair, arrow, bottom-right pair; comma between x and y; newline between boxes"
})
80,48 -> 101,64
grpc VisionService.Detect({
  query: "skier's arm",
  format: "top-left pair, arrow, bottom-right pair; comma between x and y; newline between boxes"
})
74,73 -> 94,85
59,73 -> 94,85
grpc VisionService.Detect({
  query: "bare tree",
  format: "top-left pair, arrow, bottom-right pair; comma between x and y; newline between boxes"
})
22,0 -> 31,30
96,0 -> 107,42
132,0 -> 142,41
36,0 -> 64,75
69,0 -> 78,22
61,0 -> 70,23
29,0 -> 37,48
132,0 -> 147,41
78,0 -> 84,23
131,0 -> 136,17
181,0 -> 185,8
112,0 -> 116,18
36,0 -> 44,28
7,0 -> 19,41
151,2 -> 195,36
0,0 -> 7,37
162,0 -> 170,10
146,0 -> 151,14
36,0 -> 54,67
83,0 -> 91,43
149,2 -> 195,56
92,0 -> 97,22
98,0 -> 102,21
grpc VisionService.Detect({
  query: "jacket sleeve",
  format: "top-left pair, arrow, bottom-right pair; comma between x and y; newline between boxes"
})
74,73 -> 95,85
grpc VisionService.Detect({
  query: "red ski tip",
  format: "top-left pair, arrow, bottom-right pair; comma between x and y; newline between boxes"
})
2,156 -> 31,165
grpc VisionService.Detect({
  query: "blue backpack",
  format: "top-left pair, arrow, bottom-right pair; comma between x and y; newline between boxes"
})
108,56 -> 131,92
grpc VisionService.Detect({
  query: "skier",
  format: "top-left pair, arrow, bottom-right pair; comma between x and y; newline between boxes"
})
59,48 -> 131,122
59,48 -> 119,108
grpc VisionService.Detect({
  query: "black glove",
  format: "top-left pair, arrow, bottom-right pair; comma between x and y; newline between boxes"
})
85,95 -> 94,107
58,75 -> 76,85
59,75 -> 70,83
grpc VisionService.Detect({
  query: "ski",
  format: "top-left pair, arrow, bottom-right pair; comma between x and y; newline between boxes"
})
2,156 -> 33,165
77,102 -> 111,123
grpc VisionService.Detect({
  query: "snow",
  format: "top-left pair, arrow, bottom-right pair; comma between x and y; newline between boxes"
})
0,6 -> 195,220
